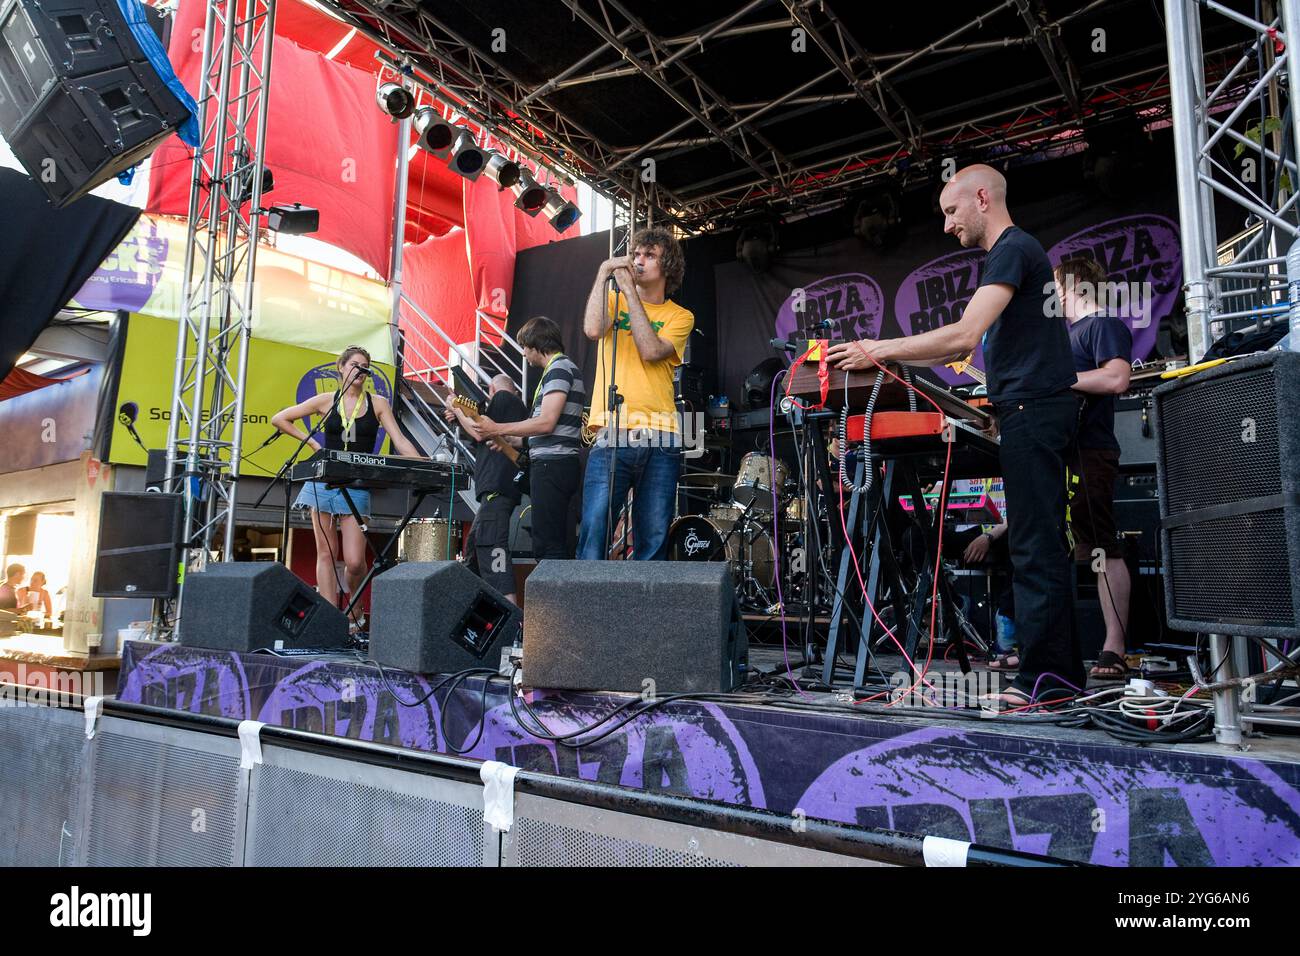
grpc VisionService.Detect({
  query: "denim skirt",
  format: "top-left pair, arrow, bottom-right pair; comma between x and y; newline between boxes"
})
293,481 -> 371,518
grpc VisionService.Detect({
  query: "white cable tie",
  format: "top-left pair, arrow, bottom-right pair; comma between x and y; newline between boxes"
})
238,720 -> 266,769
922,834 -> 970,867
83,696 -> 104,739
480,760 -> 520,832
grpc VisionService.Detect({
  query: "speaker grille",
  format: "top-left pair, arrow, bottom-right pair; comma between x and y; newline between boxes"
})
512,817 -> 737,867
1168,510 -> 1294,627
0,705 -> 84,866
1158,364 -> 1280,516
247,764 -> 483,866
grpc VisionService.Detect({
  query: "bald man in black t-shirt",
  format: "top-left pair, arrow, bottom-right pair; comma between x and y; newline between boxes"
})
828,165 -> 1083,707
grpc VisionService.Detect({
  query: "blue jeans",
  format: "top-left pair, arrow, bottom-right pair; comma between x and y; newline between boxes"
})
578,444 -> 681,560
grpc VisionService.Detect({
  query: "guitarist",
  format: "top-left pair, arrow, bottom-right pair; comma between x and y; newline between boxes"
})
477,317 -> 586,560
446,374 -> 527,602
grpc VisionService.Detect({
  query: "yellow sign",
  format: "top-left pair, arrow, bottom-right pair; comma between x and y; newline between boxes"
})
111,312 -> 396,470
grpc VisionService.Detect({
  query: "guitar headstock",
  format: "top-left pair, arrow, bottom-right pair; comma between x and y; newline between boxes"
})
452,395 -> 481,416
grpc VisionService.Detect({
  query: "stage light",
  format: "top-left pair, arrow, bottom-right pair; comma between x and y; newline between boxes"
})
483,152 -> 521,189
542,188 -> 582,232
376,82 -> 414,119
413,107 -> 457,159
853,188 -> 902,248
736,221 -> 778,273
511,170 -> 548,216
264,203 -> 319,235
448,130 -> 488,180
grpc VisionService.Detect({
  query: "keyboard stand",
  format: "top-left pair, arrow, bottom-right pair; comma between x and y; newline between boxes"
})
342,488 -> 432,626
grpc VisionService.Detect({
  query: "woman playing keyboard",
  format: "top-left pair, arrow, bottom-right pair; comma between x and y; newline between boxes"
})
271,346 -> 421,624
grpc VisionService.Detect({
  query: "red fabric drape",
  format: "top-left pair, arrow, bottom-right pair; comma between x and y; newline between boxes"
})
0,366 -> 88,402
147,1 -> 400,276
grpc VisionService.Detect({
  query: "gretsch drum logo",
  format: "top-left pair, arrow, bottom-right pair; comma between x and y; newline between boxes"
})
683,529 -> 710,556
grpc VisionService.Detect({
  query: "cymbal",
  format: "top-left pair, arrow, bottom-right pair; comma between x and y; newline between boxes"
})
678,471 -> 737,487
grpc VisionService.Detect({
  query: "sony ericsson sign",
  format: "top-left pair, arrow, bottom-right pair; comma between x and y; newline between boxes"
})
774,273 -> 885,349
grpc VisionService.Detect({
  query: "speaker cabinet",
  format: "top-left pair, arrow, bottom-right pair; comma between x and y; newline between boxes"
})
369,561 -> 521,674
92,491 -> 182,598
1154,350 -> 1300,636
522,561 -> 746,693
0,0 -> 188,205
178,562 -> 349,652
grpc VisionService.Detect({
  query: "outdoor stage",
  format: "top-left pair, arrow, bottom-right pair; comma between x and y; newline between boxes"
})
118,640 -> 1300,867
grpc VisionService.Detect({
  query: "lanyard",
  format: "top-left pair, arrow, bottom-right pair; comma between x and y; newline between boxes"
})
339,391 -> 366,449
531,354 -> 561,407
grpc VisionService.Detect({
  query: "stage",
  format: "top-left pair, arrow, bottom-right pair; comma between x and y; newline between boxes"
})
118,640 -> 1300,866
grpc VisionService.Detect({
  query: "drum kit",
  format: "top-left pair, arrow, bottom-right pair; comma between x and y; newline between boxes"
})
668,451 -> 820,610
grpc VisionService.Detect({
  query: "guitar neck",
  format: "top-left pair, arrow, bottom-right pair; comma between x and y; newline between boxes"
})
454,399 -> 519,463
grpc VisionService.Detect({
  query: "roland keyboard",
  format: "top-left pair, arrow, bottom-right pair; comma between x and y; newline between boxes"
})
291,449 -> 464,492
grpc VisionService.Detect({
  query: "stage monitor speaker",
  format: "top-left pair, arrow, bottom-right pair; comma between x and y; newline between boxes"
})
178,562 -> 348,652
1153,350 -> 1300,637
369,561 -> 521,674
0,0 -> 188,206
92,491 -> 182,598
144,448 -> 167,491
523,561 -> 746,693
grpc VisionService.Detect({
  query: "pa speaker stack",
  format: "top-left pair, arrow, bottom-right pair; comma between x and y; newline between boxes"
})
0,0 -> 187,205
1153,350 -> 1300,636
522,561 -> 746,693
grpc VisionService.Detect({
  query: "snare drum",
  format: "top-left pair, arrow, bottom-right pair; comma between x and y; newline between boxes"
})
398,518 -> 462,562
732,452 -> 790,511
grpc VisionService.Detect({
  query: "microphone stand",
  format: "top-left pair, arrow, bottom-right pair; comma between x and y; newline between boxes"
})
252,366 -> 362,568
603,276 -> 625,558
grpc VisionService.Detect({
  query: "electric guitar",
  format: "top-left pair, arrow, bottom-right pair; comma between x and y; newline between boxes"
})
944,355 -> 987,387
452,395 -> 530,491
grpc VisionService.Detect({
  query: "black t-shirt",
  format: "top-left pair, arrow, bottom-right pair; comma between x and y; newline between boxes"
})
979,226 -> 1078,403
473,391 -> 528,501
1069,311 -> 1133,451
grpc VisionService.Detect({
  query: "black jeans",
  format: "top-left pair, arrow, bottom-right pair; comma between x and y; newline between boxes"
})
464,495 -> 518,596
530,455 -> 581,560
996,392 -> 1085,697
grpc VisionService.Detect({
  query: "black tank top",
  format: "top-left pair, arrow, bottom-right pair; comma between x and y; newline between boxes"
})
323,393 -> 380,452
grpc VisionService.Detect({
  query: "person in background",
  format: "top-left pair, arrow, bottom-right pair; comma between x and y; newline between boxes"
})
478,316 -> 587,561
21,571 -> 53,617
0,563 -> 25,612
1055,256 -> 1134,681
446,374 -> 528,603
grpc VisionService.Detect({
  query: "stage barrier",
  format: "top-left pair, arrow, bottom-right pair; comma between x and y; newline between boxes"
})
0,692 -> 1069,868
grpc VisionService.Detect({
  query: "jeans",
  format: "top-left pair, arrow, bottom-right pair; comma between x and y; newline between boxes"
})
577,442 -> 682,560
530,455 -> 581,560
995,392 -> 1085,697
464,495 -> 517,596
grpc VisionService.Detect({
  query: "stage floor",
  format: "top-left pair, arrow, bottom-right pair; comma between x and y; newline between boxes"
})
117,640 -> 1300,866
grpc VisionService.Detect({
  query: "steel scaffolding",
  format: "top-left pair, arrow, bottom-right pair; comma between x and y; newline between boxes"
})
1166,0 -> 1300,362
165,0 -> 277,577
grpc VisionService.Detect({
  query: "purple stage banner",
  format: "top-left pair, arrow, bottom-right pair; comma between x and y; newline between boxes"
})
118,642 -> 1300,866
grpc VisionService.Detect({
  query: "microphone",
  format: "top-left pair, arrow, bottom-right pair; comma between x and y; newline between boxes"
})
117,402 -> 147,451
355,367 -> 372,378
253,430 -> 281,452
770,338 -> 798,353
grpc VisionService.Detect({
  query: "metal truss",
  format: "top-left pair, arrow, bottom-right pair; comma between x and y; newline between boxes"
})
313,0 -> 1192,231
1167,0 -> 1300,363
165,0 -> 276,574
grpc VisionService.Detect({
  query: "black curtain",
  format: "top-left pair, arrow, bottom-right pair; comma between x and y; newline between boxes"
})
0,168 -> 140,381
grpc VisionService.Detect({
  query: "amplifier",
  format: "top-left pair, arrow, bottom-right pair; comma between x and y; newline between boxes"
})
1114,396 -> 1157,468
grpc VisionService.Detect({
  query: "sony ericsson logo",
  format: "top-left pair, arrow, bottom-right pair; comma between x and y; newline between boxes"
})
340,452 -> 386,466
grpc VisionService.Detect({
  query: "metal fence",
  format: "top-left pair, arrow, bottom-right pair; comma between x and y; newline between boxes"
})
0,693 -> 1071,868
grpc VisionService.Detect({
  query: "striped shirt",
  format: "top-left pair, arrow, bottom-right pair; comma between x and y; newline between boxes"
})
529,355 -> 585,459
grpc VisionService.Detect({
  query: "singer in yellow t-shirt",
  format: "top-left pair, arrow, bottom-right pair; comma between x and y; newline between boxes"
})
578,226 -> 694,560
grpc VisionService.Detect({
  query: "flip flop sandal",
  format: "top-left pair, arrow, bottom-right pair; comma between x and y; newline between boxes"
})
1089,650 -> 1129,680
979,685 -> 1033,713
988,653 -> 1020,672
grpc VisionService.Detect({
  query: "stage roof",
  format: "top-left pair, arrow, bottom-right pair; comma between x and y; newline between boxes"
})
312,0 -> 1255,231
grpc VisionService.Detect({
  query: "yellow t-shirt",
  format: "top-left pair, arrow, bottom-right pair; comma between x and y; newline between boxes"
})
587,290 -> 694,433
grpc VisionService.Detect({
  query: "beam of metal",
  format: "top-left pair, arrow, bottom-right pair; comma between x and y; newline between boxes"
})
781,0 -> 916,151
561,0 -> 794,198
1014,0 -> 1082,116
